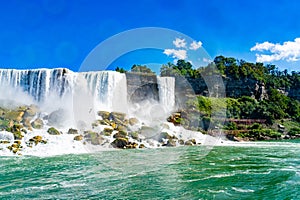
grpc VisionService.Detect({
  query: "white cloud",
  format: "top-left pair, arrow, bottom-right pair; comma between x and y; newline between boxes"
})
189,41 -> 202,50
250,38 -> 300,62
163,49 -> 187,60
203,58 -> 212,63
173,38 -> 186,48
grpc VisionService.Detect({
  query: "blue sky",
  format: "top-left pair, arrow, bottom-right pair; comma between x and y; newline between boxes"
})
0,0 -> 300,72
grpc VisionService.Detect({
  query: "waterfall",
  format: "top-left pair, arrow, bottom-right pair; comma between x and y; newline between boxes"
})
157,76 -> 175,112
81,71 -> 128,113
0,68 -> 75,102
0,68 -> 175,115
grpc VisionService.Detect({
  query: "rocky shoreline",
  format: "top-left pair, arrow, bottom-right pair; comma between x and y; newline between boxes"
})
0,102 -> 206,156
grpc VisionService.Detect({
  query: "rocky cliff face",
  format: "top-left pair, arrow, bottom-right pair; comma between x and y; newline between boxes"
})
125,72 -> 159,103
186,76 -> 268,100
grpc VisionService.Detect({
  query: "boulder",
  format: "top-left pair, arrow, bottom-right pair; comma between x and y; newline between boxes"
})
74,135 -> 83,141
102,128 -> 113,136
47,127 -> 61,135
91,136 -> 104,145
24,105 -> 39,117
47,109 -> 67,127
31,118 -> 43,129
97,111 -> 110,120
126,142 -> 138,149
129,131 -> 139,140
113,131 -> 128,139
111,138 -> 128,148
28,135 -> 47,145
7,124 -> 24,140
167,112 -> 182,126
68,128 -> 78,134
4,110 -> 24,122
165,139 -> 177,147
129,117 -> 139,126
23,117 -> 32,129
139,144 -> 145,148
184,139 -> 197,146
110,112 -> 126,121
117,124 -> 127,132
160,132 -> 173,140
178,139 -> 185,145
7,140 -> 22,154
84,131 -> 103,145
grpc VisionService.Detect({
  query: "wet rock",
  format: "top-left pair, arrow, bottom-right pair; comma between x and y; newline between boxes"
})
139,144 -> 145,148
113,131 -> 128,139
167,112 -> 182,126
28,135 -> 47,145
97,119 -> 110,126
97,111 -> 110,120
117,124 -> 127,132
31,118 -> 43,129
7,140 -> 22,154
74,135 -> 83,141
68,128 -> 78,134
184,139 -> 197,146
4,110 -> 24,122
102,128 -> 113,136
129,118 -> 139,126
23,117 -> 32,130
125,142 -> 138,149
47,127 -> 61,135
84,131 -> 103,145
24,105 -> 39,117
178,139 -> 185,145
165,139 -> 177,147
129,131 -> 139,140
7,124 -> 24,140
160,132 -> 173,140
111,138 -> 128,148
110,112 -> 126,121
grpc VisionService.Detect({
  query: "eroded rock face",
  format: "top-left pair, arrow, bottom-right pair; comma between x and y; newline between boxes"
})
186,77 -> 269,100
126,72 -> 159,103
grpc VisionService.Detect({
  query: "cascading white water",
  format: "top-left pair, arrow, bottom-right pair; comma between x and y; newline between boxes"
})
0,69 -> 175,116
0,68 -> 75,102
157,76 -> 175,112
81,71 -> 128,113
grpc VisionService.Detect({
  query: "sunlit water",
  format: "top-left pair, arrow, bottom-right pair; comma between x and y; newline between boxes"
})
1,141 -> 300,199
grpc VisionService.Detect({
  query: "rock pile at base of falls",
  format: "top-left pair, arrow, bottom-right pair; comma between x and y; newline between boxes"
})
0,103 -> 203,155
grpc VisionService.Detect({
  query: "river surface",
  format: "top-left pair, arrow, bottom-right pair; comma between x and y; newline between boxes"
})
1,141 -> 300,199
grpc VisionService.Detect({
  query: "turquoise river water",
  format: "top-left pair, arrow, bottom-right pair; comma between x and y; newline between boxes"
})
1,141 -> 300,199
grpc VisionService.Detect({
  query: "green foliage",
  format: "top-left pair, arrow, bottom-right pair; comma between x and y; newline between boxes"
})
224,121 -> 237,130
131,64 -> 154,74
250,123 -> 262,130
160,60 -> 200,78
288,127 -> 300,136
115,67 -> 127,73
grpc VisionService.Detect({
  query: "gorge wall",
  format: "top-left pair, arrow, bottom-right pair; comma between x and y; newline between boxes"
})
185,76 -> 300,101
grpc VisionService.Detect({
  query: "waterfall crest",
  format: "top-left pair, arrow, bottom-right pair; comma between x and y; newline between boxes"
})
0,68 -> 175,114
